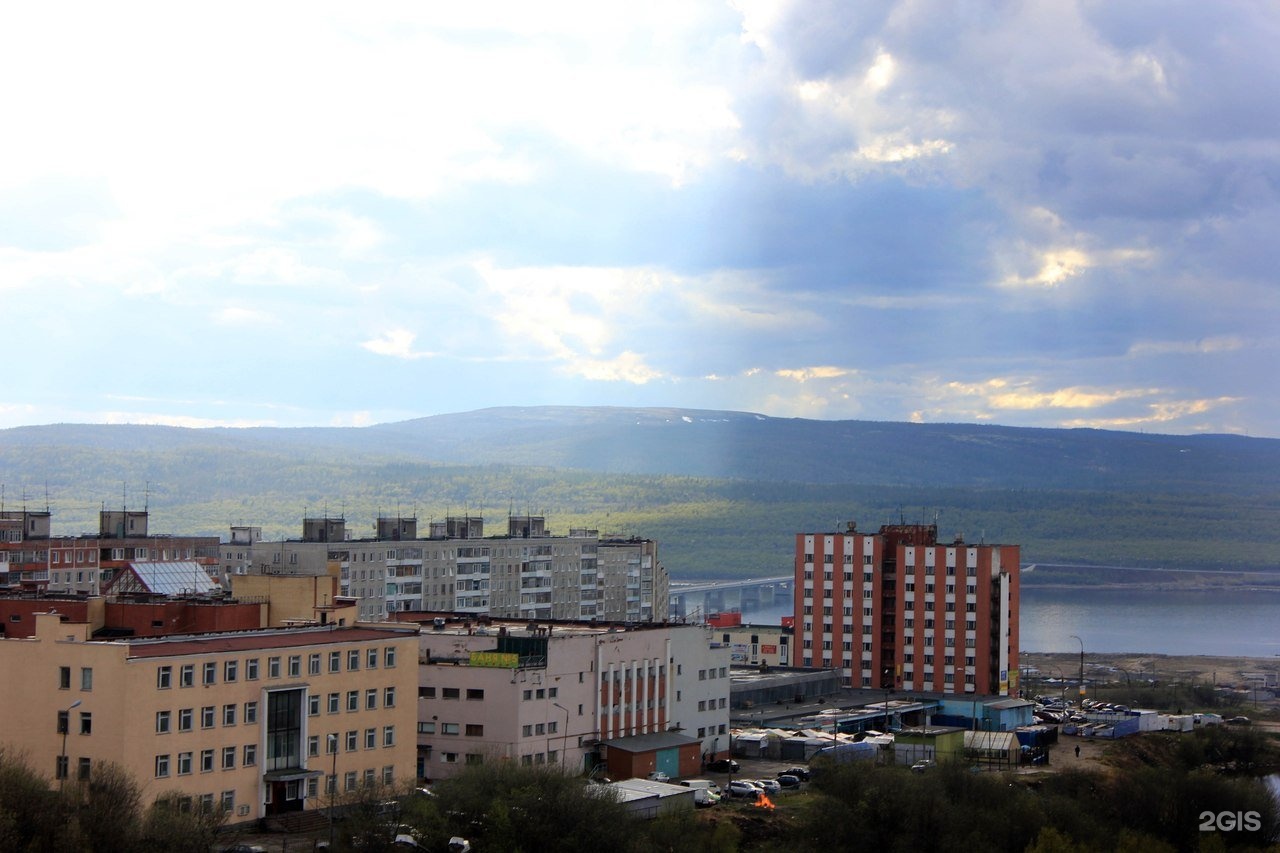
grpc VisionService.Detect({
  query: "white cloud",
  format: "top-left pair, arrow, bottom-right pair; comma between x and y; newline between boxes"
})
362,329 -> 435,361
775,366 -> 852,382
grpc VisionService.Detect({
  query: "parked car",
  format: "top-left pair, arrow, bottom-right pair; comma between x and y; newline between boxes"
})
754,779 -> 781,794
910,760 -> 934,774
707,758 -> 740,773
725,780 -> 760,798
647,771 -> 671,783
778,767 -> 810,781
1226,716 -> 1251,725
776,774 -> 802,789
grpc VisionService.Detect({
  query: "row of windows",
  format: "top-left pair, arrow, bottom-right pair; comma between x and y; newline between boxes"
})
156,647 -> 398,689
696,697 -> 727,712
155,703 -> 257,733
419,686 -> 486,701
419,721 -> 484,737
308,726 -> 397,754
696,724 -> 728,738
314,687 -> 398,715
156,745 -> 256,777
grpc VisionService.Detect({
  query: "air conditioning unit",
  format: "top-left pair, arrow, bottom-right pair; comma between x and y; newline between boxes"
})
237,805 -> 250,816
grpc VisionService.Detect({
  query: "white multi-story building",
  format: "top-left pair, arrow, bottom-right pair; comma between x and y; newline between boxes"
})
411,619 -> 730,781
218,515 -> 669,624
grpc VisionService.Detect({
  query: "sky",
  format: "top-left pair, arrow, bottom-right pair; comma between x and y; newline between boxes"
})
1,1 -> 1277,437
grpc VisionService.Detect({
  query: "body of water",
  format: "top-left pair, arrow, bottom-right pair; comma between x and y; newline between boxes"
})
734,587 -> 1280,657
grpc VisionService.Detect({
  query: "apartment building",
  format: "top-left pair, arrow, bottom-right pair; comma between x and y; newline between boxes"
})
0,612 -> 419,823
219,515 -> 668,625
406,618 -> 730,781
1,509 -> 220,596
793,522 -> 1019,696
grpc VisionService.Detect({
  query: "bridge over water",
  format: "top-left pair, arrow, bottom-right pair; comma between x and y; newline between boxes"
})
668,575 -> 793,620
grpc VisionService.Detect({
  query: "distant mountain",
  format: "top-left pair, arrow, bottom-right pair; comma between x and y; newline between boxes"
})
2,408 -> 1277,578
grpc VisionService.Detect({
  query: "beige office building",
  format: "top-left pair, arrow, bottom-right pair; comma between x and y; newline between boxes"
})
0,613 -> 420,823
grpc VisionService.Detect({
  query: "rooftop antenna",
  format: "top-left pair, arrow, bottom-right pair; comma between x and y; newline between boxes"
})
144,481 -> 150,513
44,480 -> 50,513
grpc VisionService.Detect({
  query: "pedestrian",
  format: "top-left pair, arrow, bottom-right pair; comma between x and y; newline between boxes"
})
1074,744 -> 1080,759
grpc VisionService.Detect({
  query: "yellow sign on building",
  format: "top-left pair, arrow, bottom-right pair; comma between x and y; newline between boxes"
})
469,651 -> 520,668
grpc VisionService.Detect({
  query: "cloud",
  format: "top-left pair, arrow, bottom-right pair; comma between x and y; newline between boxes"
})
361,330 -> 435,361
775,366 -> 852,382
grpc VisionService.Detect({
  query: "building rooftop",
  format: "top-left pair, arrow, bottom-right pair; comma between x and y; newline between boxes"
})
122,624 -> 419,658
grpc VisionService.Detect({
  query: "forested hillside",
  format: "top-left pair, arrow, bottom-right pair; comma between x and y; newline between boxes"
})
1,408 -> 1276,580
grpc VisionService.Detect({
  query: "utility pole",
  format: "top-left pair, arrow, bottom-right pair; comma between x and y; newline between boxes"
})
1070,635 -> 1085,703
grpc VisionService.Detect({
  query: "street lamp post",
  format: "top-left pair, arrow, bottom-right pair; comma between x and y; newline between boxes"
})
552,703 -> 571,768
60,699 -> 82,791
1069,635 -> 1085,702
328,733 -> 338,851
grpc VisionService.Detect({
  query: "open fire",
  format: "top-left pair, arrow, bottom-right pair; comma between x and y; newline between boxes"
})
753,791 -> 776,810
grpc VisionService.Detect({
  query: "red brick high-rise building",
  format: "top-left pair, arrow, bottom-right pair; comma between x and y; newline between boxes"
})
792,522 -> 1019,696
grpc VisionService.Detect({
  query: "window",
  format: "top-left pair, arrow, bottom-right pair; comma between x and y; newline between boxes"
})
384,646 -> 396,668
201,749 -> 214,772
245,701 -> 258,724
309,654 -> 321,676
288,655 -> 301,677
367,648 -> 378,669
442,723 -> 460,735
326,734 -> 338,754
346,731 -> 358,751
201,706 -> 215,729
221,790 -> 235,812
55,756 -> 68,780
383,765 -> 395,784
202,662 -> 216,685
308,735 -> 319,757
178,752 -> 192,775
466,688 -> 484,701
365,728 -> 376,749
347,691 -> 358,712
246,658 -> 259,680
155,755 -> 170,778
419,722 -> 436,734
223,704 -> 237,726
59,666 -> 71,690
156,711 -> 171,734
383,687 -> 396,708
80,712 -> 92,735
243,745 -> 257,767
268,657 -> 281,678
80,668 -> 93,691
328,693 -> 339,714
521,724 -> 532,737
344,772 -> 357,792
329,651 -> 341,673
180,665 -> 194,688
157,666 -> 172,689
366,689 -> 377,710
464,724 -> 483,737
347,650 -> 360,671
224,660 -> 238,682
442,688 -> 460,700
308,695 -> 320,717
384,726 -> 396,746
222,746 -> 236,770
178,708 -> 193,731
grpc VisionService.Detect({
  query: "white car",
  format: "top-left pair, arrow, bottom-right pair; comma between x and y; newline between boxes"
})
725,780 -> 760,798
647,771 -> 670,783
754,779 -> 780,794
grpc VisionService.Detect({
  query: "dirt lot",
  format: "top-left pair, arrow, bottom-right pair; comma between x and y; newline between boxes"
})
1021,651 -> 1279,688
